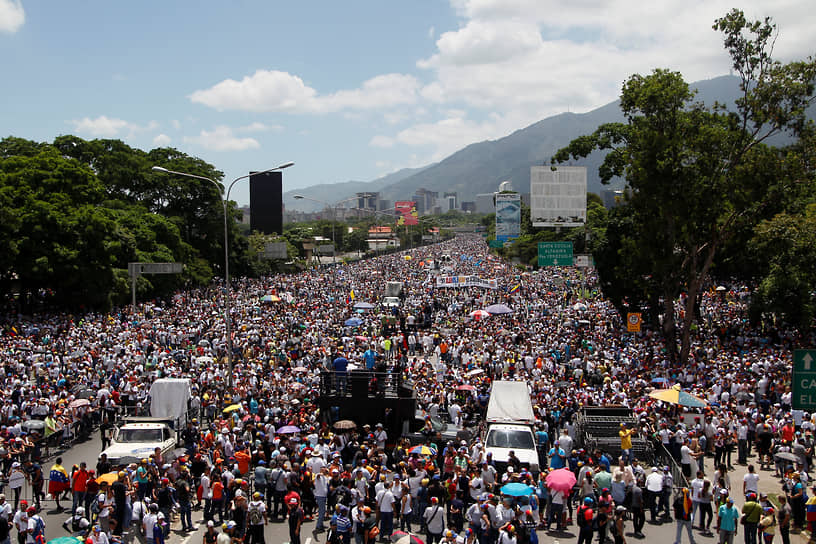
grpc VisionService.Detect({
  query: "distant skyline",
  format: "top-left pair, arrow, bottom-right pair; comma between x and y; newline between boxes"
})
2,1 -> 814,204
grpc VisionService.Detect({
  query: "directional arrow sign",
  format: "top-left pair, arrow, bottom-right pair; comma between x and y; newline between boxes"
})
793,350 -> 816,410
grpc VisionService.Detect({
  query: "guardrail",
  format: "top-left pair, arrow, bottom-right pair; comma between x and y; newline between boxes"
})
654,441 -> 689,489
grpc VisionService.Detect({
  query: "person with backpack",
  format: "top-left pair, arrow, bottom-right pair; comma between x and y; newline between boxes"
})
576,497 -> 595,544
611,505 -> 627,544
24,507 -> 44,544
424,496 -> 446,544
245,492 -> 267,544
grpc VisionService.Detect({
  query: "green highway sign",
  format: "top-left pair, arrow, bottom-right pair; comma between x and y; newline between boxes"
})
538,241 -> 573,266
488,239 -> 505,248
793,349 -> 816,410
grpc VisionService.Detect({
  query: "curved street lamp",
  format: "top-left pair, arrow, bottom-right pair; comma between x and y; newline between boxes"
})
152,162 -> 294,386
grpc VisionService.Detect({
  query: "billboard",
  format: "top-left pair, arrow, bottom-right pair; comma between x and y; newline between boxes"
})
395,201 -> 418,225
263,242 -> 287,260
249,171 -> 283,234
495,193 -> 521,242
530,166 -> 587,227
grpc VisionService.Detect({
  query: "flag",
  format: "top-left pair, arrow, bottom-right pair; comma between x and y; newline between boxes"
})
509,284 -> 520,294
349,289 -> 355,301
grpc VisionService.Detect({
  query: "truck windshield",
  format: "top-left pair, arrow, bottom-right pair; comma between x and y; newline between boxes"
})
117,429 -> 163,443
486,429 -> 535,449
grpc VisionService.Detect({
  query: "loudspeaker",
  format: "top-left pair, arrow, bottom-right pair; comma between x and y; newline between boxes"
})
249,171 -> 283,235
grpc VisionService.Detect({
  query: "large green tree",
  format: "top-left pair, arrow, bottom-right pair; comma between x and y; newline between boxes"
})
553,9 -> 816,363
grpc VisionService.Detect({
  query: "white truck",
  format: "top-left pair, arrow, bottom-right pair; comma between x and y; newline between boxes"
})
382,281 -> 404,309
101,378 -> 191,466
483,380 -> 539,475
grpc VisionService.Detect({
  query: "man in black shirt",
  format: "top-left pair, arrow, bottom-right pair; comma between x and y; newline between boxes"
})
111,472 -> 127,536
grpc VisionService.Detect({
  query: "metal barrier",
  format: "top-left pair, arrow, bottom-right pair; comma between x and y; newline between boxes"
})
654,441 -> 689,489
318,370 -> 404,398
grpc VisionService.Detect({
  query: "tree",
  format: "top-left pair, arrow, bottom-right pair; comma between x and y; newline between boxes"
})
553,9 -> 816,363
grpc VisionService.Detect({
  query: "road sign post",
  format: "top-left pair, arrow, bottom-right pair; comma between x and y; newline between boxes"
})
792,349 -> 816,410
538,241 -> 573,266
128,262 -> 183,313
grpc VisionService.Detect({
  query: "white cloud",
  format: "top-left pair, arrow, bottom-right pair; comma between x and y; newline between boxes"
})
428,26 -> 436,39
0,0 -> 24,33
183,126 -> 260,152
171,120 -> 181,130
237,122 -> 277,132
70,116 -> 160,138
152,133 -> 171,146
70,116 -> 131,137
369,135 -> 395,148
190,70 -> 419,114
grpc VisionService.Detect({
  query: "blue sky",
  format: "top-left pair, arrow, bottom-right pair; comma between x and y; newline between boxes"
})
2,0 -> 814,205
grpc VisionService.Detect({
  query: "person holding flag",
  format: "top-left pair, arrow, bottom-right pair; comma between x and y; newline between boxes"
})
49,457 -> 70,512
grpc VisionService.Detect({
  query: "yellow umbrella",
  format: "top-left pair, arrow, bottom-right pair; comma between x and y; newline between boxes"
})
96,472 -> 119,485
648,385 -> 707,408
222,404 -> 241,413
404,255 -> 412,260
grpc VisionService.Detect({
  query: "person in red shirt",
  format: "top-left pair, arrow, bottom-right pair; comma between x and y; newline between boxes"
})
782,420 -> 796,443
71,462 -> 89,516
284,489 -> 301,510
234,448 -> 251,477
211,476 -> 225,523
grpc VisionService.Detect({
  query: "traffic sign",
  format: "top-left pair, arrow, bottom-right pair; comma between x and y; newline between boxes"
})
793,349 -> 816,410
488,239 -> 505,248
538,241 -> 573,266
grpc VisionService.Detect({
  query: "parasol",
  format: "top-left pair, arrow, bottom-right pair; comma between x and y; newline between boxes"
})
222,404 -> 241,413
68,398 -> 90,409
333,420 -> 356,431
648,385 -> 707,408
484,304 -> 513,315
408,445 -> 437,456
276,425 -> 301,434
545,467 -> 577,494
455,384 -> 476,392
500,482 -> 535,497
469,309 -> 490,320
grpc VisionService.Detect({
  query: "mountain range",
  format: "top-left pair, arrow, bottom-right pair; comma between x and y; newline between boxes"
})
285,75 -> 747,211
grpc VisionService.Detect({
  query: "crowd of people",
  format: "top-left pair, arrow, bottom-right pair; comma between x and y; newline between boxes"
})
0,233 -> 813,544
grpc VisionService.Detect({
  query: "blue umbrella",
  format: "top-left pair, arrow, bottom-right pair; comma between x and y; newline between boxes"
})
344,317 -> 363,327
651,377 -> 668,384
500,482 -> 535,497
353,302 -> 375,310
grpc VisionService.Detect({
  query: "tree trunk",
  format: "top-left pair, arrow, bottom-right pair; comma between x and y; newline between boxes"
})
680,244 -> 719,365
662,291 -> 678,364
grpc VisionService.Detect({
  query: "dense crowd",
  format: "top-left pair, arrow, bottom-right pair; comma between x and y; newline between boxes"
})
0,234 -> 813,544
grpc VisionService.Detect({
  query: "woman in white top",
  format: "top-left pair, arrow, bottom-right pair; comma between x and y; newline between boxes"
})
8,462 -> 27,510
399,483 -> 412,532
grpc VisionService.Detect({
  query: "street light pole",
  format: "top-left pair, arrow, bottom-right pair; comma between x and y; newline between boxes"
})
152,162 -> 293,387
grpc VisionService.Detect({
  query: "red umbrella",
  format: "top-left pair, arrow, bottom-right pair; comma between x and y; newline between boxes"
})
469,309 -> 490,320
455,384 -> 476,392
545,467 -> 577,494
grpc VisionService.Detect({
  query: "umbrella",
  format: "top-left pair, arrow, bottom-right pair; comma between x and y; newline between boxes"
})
484,304 -> 513,315
276,425 -> 301,434
76,389 -> 95,399
469,309 -> 491,320
261,294 -> 281,303
715,285 -> 727,292
68,398 -> 90,409
408,445 -> 437,456
333,420 -> 356,431
500,482 -> 535,497
292,366 -> 309,372
344,317 -> 364,327
648,385 -> 708,408
775,452 -> 800,462
545,467 -> 577,494
465,368 -> 484,377
222,404 -> 241,413
290,382 -> 306,389
96,472 -> 119,485
48,538 -> 83,544
456,384 -> 476,392
651,377 -> 669,384
572,302 -> 588,311
353,302 -> 375,310
391,532 -> 424,544
198,339 -> 210,347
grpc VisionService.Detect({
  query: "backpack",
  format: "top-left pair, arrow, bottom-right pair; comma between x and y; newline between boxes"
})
577,507 -> 590,528
248,503 -> 263,525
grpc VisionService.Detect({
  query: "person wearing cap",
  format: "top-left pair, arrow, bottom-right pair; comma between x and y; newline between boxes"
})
245,492 -> 266,544
142,503 -> 161,544
153,478 -> 174,537
717,496 -> 740,544
8,462 -> 26,512
424,496 -> 446,544
203,520 -> 218,544
742,492 -> 762,544
576,497 -> 595,544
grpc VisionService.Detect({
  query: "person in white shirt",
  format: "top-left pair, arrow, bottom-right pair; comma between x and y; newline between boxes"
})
743,464 -> 760,495
376,481 -> 395,539
423,497 -> 445,540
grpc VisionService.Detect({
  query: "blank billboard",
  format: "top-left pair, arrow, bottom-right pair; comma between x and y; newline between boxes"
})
530,166 -> 587,227
250,171 -> 283,235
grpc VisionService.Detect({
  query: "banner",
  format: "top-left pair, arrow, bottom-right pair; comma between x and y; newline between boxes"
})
435,275 -> 498,289
495,193 -> 521,242
395,201 -> 419,226
627,312 -> 642,332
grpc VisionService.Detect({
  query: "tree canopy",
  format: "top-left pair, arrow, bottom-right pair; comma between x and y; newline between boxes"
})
553,9 -> 816,362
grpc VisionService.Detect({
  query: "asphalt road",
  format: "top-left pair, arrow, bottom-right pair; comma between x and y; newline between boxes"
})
20,433 -> 784,544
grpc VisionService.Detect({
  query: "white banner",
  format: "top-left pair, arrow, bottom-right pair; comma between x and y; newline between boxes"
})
435,275 -> 498,289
